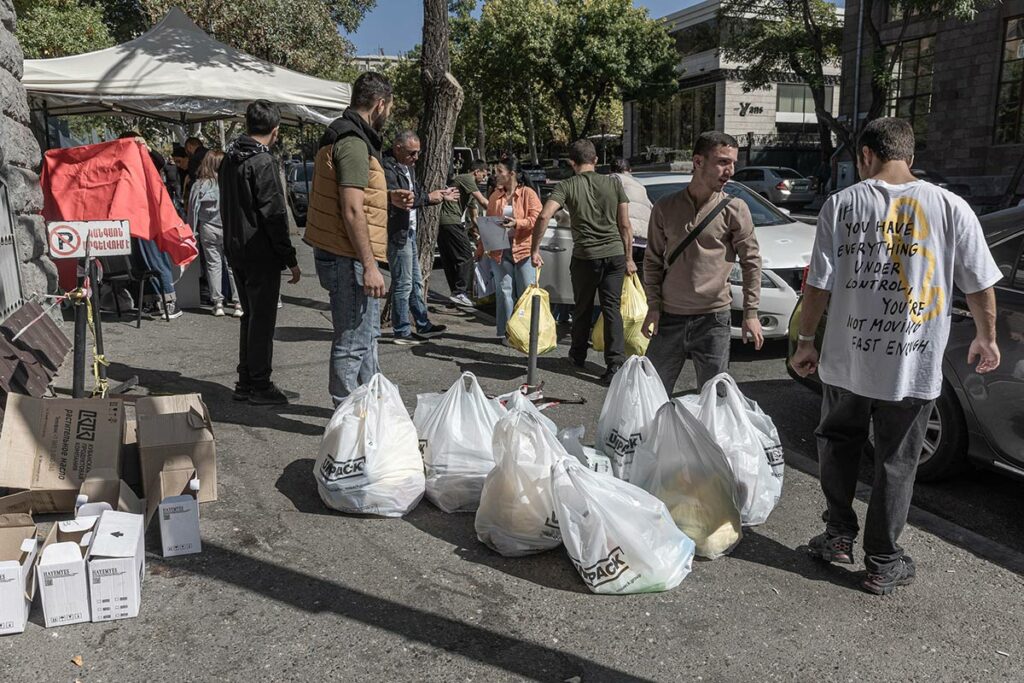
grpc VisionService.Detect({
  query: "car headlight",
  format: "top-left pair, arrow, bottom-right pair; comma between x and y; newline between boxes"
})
729,263 -> 777,288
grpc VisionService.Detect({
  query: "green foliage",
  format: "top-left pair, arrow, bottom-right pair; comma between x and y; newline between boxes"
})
14,0 -> 114,58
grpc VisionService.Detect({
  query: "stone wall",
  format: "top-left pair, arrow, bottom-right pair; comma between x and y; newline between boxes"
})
0,0 -> 56,301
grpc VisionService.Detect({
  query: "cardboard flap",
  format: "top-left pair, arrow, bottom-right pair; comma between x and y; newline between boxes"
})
0,513 -> 35,530
146,465 -> 197,523
0,491 -> 34,515
0,395 -> 42,490
88,511 -> 143,559
79,470 -> 145,515
186,405 -> 210,430
40,541 -> 84,564
0,515 -> 36,562
20,538 -> 36,554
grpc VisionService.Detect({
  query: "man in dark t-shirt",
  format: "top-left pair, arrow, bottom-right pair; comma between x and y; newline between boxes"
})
531,139 -> 633,383
438,159 -> 489,306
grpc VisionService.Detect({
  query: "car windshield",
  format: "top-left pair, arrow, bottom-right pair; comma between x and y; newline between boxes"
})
643,182 -> 793,227
775,168 -> 803,179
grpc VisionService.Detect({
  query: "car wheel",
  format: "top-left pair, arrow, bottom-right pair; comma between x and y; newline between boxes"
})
867,381 -> 967,482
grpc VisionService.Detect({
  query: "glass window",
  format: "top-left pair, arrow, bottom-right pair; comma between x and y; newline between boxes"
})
775,168 -> 803,179
776,84 -> 833,114
989,233 -> 1024,288
635,84 -> 717,156
995,17 -> 1024,145
642,181 -> 792,227
887,35 -> 935,146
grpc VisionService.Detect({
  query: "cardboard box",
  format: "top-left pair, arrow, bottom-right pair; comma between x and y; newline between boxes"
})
36,506 -> 108,628
145,458 -> 201,558
78,468 -> 145,516
136,395 -> 217,504
0,395 -> 124,513
0,514 -> 39,635
87,511 -> 144,622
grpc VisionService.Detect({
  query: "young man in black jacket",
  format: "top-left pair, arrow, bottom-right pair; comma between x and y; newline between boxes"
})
219,100 -> 301,405
382,130 -> 451,343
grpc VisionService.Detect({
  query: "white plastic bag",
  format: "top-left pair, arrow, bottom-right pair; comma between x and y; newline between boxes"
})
414,373 -> 507,513
631,402 -> 742,559
557,426 -> 612,475
499,389 -> 558,435
314,374 -> 425,517
552,458 -> 695,594
475,408 -> 567,556
596,356 -> 669,480
679,373 -> 783,526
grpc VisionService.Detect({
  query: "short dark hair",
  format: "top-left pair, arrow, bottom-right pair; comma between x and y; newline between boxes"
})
611,157 -> 631,173
171,143 -> 188,159
352,71 -> 393,110
246,100 -> 281,136
118,130 -> 141,139
693,131 -> 739,158
470,160 -> 487,172
185,136 -> 202,149
393,130 -> 419,147
858,117 -> 915,162
568,139 -> 597,165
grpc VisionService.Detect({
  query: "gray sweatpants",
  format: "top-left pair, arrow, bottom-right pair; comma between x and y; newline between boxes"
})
816,384 -> 933,573
199,224 -> 240,305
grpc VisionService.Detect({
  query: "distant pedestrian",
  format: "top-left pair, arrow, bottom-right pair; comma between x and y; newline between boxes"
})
791,117 -> 1001,595
382,130 -> 450,344
486,157 -> 542,341
532,140 -> 633,384
439,159 -> 489,307
642,131 -> 763,395
189,150 -> 242,318
185,135 -> 209,190
305,72 -> 401,406
219,100 -> 301,406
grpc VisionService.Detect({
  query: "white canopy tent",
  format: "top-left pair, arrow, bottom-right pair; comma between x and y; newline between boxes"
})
22,7 -> 351,126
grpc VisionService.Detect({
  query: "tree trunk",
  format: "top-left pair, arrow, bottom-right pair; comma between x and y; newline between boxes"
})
417,0 -> 465,288
477,100 -> 487,160
527,97 -> 539,165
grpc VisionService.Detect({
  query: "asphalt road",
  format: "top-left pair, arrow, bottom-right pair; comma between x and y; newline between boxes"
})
2,240 -> 1021,682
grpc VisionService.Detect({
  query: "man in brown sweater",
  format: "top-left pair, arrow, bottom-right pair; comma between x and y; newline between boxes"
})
642,131 -> 764,394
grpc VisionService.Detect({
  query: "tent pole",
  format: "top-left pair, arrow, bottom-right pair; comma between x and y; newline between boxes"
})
300,120 -> 310,194
43,101 -> 53,150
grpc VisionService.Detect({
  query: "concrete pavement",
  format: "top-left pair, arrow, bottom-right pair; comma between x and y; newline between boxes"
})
1,240 -> 1021,682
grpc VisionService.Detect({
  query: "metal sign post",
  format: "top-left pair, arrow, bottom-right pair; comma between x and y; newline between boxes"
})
526,295 -> 540,388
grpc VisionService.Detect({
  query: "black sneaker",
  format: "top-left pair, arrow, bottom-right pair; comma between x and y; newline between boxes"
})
807,532 -> 856,565
567,355 -> 586,369
160,301 -> 184,320
413,323 -> 447,340
600,363 -> 622,385
249,384 -> 290,405
862,555 -> 916,595
232,385 -> 252,402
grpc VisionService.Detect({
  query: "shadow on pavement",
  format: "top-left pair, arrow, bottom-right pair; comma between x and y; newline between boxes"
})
280,294 -> 331,312
403,503 -> 589,594
275,458 -> 337,516
106,362 -> 333,437
729,529 -> 862,590
164,542 -> 651,682
730,337 -> 790,363
274,326 -> 334,343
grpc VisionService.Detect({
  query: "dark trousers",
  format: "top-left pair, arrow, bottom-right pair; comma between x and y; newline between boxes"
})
816,384 -> 933,573
232,261 -> 282,391
570,255 -> 625,367
646,310 -> 731,394
437,222 -> 475,297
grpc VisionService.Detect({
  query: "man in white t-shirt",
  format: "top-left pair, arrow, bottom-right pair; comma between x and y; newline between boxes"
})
791,118 -> 1002,595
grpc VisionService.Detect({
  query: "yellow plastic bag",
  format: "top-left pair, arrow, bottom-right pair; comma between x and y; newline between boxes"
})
592,273 -> 649,357
506,275 -> 557,355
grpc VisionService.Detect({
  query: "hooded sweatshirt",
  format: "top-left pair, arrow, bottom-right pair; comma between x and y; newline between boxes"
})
218,135 -> 297,269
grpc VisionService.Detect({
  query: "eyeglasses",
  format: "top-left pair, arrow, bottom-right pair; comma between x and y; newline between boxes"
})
407,150 -> 421,158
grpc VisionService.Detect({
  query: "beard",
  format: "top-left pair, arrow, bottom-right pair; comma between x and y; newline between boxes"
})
371,109 -> 389,133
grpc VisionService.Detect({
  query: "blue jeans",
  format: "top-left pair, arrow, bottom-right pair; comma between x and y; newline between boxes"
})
314,248 -> 381,407
387,236 -> 430,337
492,250 -> 536,337
137,237 -> 176,302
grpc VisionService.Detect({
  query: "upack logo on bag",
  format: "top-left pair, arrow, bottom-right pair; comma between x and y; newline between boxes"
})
572,546 -> 631,588
542,511 -> 560,539
319,455 -> 367,482
418,439 -> 428,457
765,444 -> 785,477
605,429 -> 641,458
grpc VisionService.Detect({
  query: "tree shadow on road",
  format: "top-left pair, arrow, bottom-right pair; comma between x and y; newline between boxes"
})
403,502 -> 590,594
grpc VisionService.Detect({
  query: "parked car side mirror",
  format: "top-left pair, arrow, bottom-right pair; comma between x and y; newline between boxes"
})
778,207 -> 792,216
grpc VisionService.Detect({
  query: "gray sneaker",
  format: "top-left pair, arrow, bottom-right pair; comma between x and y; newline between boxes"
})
807,532 -> 856,565
449,293 -> 473,307
862,555 -> 916,595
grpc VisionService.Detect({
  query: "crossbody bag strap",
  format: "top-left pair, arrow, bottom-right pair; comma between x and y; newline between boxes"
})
666,196 -> 732,268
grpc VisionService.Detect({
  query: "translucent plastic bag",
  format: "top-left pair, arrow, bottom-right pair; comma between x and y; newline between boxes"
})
414,372 -> 507,513
596,356 -> 670,480
592,273 -> 650,357
552,458 -> 695,594
679,373 -> 783,526
314,374 -> 425,517
631,401 -> 742,559
475,408 -> 568,556
505,277 -> 557,355
558,426 -> 612,475
498,389 -> 558,435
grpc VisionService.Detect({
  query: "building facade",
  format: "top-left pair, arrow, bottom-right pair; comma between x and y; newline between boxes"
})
352,54 -> 405,73
840,0 -> 1024,199
623,0 -> 842,173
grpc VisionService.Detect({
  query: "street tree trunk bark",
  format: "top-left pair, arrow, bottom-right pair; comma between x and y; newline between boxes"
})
477,100 -> 487,160
417,0 -> 465,289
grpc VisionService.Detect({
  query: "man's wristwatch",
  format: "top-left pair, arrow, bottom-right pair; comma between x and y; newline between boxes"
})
797,333 -> 816,342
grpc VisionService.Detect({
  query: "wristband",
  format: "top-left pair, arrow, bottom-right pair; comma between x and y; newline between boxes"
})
797,333 -> 816,342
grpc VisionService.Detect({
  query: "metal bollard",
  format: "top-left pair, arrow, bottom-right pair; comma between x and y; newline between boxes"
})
527,294 -> 540,387
71,258 -> 88,398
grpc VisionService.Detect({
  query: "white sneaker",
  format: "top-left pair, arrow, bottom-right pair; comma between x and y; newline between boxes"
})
450,293 -> 473,307
233,305 -> 244,318
213,304 -> 225,317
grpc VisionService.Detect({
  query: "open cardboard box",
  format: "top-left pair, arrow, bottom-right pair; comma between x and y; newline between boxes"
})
136,394 -> 217,505
0,395 -> 124,514
37,502 -> 111,628
145,456 -> 201,558
0,514 -> 39,636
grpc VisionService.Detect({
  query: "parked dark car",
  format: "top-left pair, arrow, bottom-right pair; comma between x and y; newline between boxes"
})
286,161 -> 314,226
912,168 -> 972,198
786,207 -> 1024,481
545,158 -> 574,181
522,162 -> 547,185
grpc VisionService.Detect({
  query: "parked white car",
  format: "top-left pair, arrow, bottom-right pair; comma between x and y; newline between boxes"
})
537,173 -> 816,340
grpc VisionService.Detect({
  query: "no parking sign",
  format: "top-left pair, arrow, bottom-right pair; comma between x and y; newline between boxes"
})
46,220 -> 132,259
